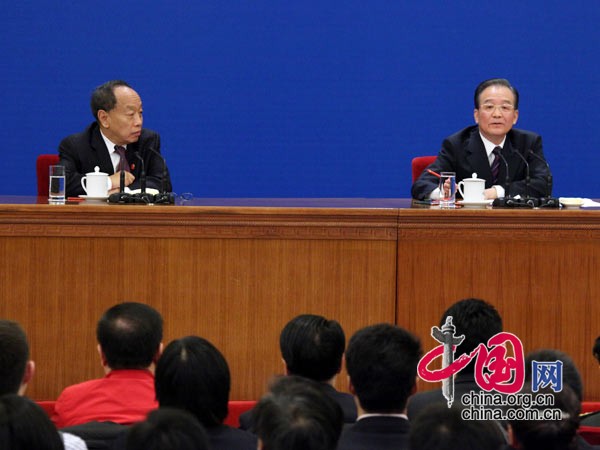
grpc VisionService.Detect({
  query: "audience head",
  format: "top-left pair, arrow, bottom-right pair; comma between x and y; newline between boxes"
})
155,335 -> 230,428
126,408 -> 209,450
0,320 -> 33,396
440,298 -> 502,374
410,403 -> 506,450
254,375 -> 343,450
96,302 -> 163,370
508,385 -> 580,450
279,314 -> 345,382
345,323 -> 421,413
593,336 -> 600,364
0,394 -> 64,450
524,349 -> 583,402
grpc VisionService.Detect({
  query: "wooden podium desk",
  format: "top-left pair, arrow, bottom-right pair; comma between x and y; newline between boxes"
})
0,197 -> 599,401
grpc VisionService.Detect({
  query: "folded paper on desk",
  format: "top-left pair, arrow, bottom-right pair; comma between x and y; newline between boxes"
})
581,199 -> 600,208
126,188 -> 160,195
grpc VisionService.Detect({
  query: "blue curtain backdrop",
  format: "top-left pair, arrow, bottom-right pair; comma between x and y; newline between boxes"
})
1,1 -> 598,197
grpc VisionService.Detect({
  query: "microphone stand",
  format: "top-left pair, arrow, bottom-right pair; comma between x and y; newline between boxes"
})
132,152 -> 154,204
147,147 -> 175,204
512,149 -> 538,207
528,149 -> 559,208
492,149 -> 513,208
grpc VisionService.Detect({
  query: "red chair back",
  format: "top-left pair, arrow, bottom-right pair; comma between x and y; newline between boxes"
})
580,426 -> 600,445
582,401 -> 600,414
36,400 -> 56,417
224,400 -> 257,427
411,156 -> 437,183
36,154 -> 60,196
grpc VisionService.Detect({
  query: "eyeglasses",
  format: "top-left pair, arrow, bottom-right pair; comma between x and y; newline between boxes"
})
479,104 -> 515,114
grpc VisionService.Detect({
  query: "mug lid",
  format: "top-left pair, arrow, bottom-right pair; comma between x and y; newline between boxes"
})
463,172 -> 485,181
85,166 -> 108,176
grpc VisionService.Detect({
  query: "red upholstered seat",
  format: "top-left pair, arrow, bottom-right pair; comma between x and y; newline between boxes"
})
411,156 -> 437,183
223,400 -> 257,427
36,154 -> 60,196
36,400 -> 56,417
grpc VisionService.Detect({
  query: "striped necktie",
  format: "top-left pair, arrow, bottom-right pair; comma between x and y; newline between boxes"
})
114,145 -> 131,173
491,146 -> 501,185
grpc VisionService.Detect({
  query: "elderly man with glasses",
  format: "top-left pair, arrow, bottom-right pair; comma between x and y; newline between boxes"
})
411,78 -> 551,202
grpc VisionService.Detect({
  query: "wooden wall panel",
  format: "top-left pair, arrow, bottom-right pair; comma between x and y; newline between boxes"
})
397,209 -> 600,400
0,200 -> 398,401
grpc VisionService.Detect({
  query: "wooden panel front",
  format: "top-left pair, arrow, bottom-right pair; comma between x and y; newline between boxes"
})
0,201 -> 398,400
397,209 -> 600,400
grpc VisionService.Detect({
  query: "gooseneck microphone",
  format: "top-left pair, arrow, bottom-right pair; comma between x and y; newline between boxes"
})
132,152 -> 154,204
527,149 -> 559,208
511,149 -> 538,207
147,147 -> 175,204
527,149 -> 553,198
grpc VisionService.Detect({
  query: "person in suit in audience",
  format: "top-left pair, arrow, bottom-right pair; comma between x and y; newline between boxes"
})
409,403 -> 506,450
253,375 -> 343,450
525,349 -> 600,449
0,319 -> 87,450
59,80 -> 171,197
407,298 -> 503,420
411,78 -> 551,201
0,394 -> 66,450
337,323 -> 422,450
125,408 -> 209,450
52,302 -> 162,429
152,336 -> 257,450
509,385 -> 581,450
239,314 -> 357,430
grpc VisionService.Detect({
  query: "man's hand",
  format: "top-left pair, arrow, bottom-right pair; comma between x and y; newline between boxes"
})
484,187 -> 498,200
108,171 -> 135,193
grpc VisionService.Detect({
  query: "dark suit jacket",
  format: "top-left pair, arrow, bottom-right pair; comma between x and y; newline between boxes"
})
238,383 -> 357,431
411,126 -> 551,200
59,122 -> 172,197
336,416 -> 410,450
406,373 -> 478,421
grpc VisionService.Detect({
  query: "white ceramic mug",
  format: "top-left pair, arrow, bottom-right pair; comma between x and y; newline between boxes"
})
457,173 -> 485,202
81,166 -> 110,197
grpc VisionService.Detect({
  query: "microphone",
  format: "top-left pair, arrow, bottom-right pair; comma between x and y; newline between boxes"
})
527,149 -> 552,195
511,149 -> 538,207
132,152 -> 154,204
147,147 -> 175,204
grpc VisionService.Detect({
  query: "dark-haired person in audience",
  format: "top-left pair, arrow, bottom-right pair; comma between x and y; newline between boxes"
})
253,375 -> 343,450
240,314 -> 357,430
53,302 -> 162,428
593,336 -> 600,365
337,323 -> 422,450
125,408 -> 209,450
153,336 -> 256,450
407,298 -> 503,420
0,319 -> 87,450
0,394 -> 66,450
59,80 -> 171,197
411,78 -> 551,201
410,404 -> 506,450
509,385 -> 581,450
525,348 -> 600,449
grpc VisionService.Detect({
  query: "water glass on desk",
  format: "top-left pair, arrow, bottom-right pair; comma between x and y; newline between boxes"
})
49,165 -> 65,204
439,172 -> 456,208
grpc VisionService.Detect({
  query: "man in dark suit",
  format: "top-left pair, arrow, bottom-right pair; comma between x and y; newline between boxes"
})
239,314 -> 357,431
337,323 -> 422,450
59,80 -> 171,197
411,78 -> 551,201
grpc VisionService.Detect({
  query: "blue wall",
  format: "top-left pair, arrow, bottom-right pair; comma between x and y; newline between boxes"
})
1,1 -> 598,197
